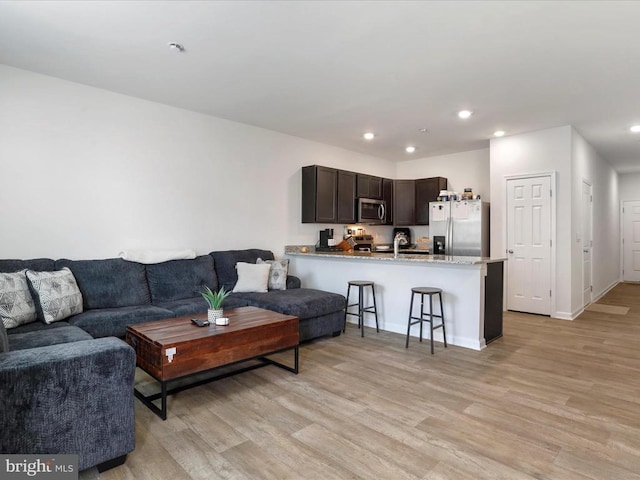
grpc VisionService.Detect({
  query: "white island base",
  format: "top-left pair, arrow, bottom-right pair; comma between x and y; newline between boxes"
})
286,249 -> 505,351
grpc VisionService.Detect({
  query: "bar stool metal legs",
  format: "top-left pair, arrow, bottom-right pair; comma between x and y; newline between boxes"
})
406,287 -> 447,354
345,281 -> 379,337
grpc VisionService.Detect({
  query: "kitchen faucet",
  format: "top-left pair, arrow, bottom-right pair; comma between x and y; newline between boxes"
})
394,232 -> 408,258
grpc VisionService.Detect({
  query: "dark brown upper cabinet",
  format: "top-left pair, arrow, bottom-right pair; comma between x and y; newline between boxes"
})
393,180 -> 415,226
337,170 -> 357,224
302,165 -> 338,223
356,174 -> 382,199
415,177 -> 448,225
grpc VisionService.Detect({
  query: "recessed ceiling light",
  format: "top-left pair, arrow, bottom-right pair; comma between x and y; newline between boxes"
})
168,42 -> 185,52
494,130 -> 505,137
630,125 -> 640,133
363,132 -> 375,140
418,128 -> 428,133
458,110 -> 473,119
405,146 -> 416,153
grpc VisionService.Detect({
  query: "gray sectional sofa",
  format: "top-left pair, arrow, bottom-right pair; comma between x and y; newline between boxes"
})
0,248 -> 346,472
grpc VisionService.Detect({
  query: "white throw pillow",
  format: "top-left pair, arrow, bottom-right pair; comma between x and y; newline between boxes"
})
26,267 -> 84,324
232,262 -> 271,293
0,269 -> 37,329
256,258 -> 289,291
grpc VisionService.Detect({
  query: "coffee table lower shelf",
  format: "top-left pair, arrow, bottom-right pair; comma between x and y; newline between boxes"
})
134,345 -> 299,420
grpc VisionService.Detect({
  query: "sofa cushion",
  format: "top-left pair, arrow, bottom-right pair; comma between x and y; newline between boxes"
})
6,320 -> 71,335
55,258 -> 151,309
231,288 -> 346,320
67,305 -> 174,338
26,268 -> 84,324
154,297 -> 209,317
221,295 -> 251,309
8,326 -> 93,352
0,270 -> 37,329
0,258 -> 55,273
146,255 -> 217,303
257,258 -> 289,291
210,249 -> 274,291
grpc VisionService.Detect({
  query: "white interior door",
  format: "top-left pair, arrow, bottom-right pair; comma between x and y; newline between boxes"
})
582,181 -> 592,306
506,176 -> 551,315
622,200 -> 640,282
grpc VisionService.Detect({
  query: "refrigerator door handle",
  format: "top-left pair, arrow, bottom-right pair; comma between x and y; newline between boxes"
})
446,212 -> 452,255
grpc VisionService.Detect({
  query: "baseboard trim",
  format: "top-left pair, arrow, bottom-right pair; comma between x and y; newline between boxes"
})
592,280 -> 619,303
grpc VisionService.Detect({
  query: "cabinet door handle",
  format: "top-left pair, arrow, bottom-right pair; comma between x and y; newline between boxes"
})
507,249 -> 514,254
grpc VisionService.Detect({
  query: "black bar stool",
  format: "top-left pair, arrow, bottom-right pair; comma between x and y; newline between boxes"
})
344,281 -> 379,337
406,287 -> 447,354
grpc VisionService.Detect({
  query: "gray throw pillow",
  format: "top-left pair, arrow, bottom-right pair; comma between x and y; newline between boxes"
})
26,268 -> 84,324
0,269 -> 37,329
0,320 -> 8,353
256,258 -> 289,291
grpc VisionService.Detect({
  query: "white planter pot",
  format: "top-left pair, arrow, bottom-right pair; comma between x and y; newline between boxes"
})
207,309 -> 224,323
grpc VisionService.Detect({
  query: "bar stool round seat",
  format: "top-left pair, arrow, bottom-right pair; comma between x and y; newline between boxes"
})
406,286 -> 447,354
344,280 -> 379,337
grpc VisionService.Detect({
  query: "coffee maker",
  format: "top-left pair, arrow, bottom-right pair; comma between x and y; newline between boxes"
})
317,228 -> 342,252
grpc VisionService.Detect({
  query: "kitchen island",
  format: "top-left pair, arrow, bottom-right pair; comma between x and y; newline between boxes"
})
285,246 -> 506,350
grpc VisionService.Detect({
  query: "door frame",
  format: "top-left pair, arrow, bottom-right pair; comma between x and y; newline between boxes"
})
581,179 -> 593,306
503,171 -> 557,317
620,199 -> 640,282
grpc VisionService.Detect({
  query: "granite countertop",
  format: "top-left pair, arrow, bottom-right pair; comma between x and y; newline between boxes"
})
285,246 -> 506,265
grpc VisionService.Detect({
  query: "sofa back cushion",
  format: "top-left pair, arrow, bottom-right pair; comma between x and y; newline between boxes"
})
210,249 -> 274,291
0,259 -> 55,273
146,255 -> 217,303
55,258 -> 151,309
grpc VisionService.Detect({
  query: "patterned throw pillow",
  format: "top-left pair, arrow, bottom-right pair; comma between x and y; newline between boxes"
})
256,258 -> 289,291
0,320 -> 8,353
0,269 -> 37,329
26,268 -> 83,324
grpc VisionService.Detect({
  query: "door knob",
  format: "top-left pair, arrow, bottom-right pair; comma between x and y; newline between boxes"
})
507,249 -> 514,254
583,249 -> 589,253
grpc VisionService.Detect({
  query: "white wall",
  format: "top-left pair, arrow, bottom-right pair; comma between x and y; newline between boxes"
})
395,148 -> 490,199
571,128 -> 619,308
0,65 -> 395,259
490,126 -> 573,318
490,125 -> 619,320
619,172 -> 640,202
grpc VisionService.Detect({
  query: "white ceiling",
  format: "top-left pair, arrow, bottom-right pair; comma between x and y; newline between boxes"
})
2,1 -> 640,172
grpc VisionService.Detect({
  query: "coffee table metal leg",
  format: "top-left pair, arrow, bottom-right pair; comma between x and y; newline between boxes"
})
259,345 -> 299,374
135,345 -> 299,420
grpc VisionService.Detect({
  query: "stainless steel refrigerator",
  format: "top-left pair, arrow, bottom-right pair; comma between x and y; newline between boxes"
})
428,200 -> 490,256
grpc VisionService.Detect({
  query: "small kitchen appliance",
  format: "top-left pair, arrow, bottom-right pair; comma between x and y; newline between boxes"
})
317,228 -> 343,252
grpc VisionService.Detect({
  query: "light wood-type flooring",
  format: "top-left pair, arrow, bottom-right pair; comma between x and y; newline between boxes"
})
82,283 -> 640,479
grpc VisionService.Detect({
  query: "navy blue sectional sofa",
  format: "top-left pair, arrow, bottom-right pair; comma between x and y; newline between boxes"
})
0,249 -> 346,472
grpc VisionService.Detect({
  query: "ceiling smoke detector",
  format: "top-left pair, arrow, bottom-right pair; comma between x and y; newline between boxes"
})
168,42 -> 185,52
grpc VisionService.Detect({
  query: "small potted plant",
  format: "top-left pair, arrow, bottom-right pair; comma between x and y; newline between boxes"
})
201,286 -> 231,323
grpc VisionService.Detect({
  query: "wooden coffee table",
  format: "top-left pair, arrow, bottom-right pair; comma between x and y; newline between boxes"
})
125,306 -> 299,420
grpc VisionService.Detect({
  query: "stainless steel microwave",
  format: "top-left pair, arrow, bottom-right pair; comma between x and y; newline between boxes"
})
358,198 -> 386,224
